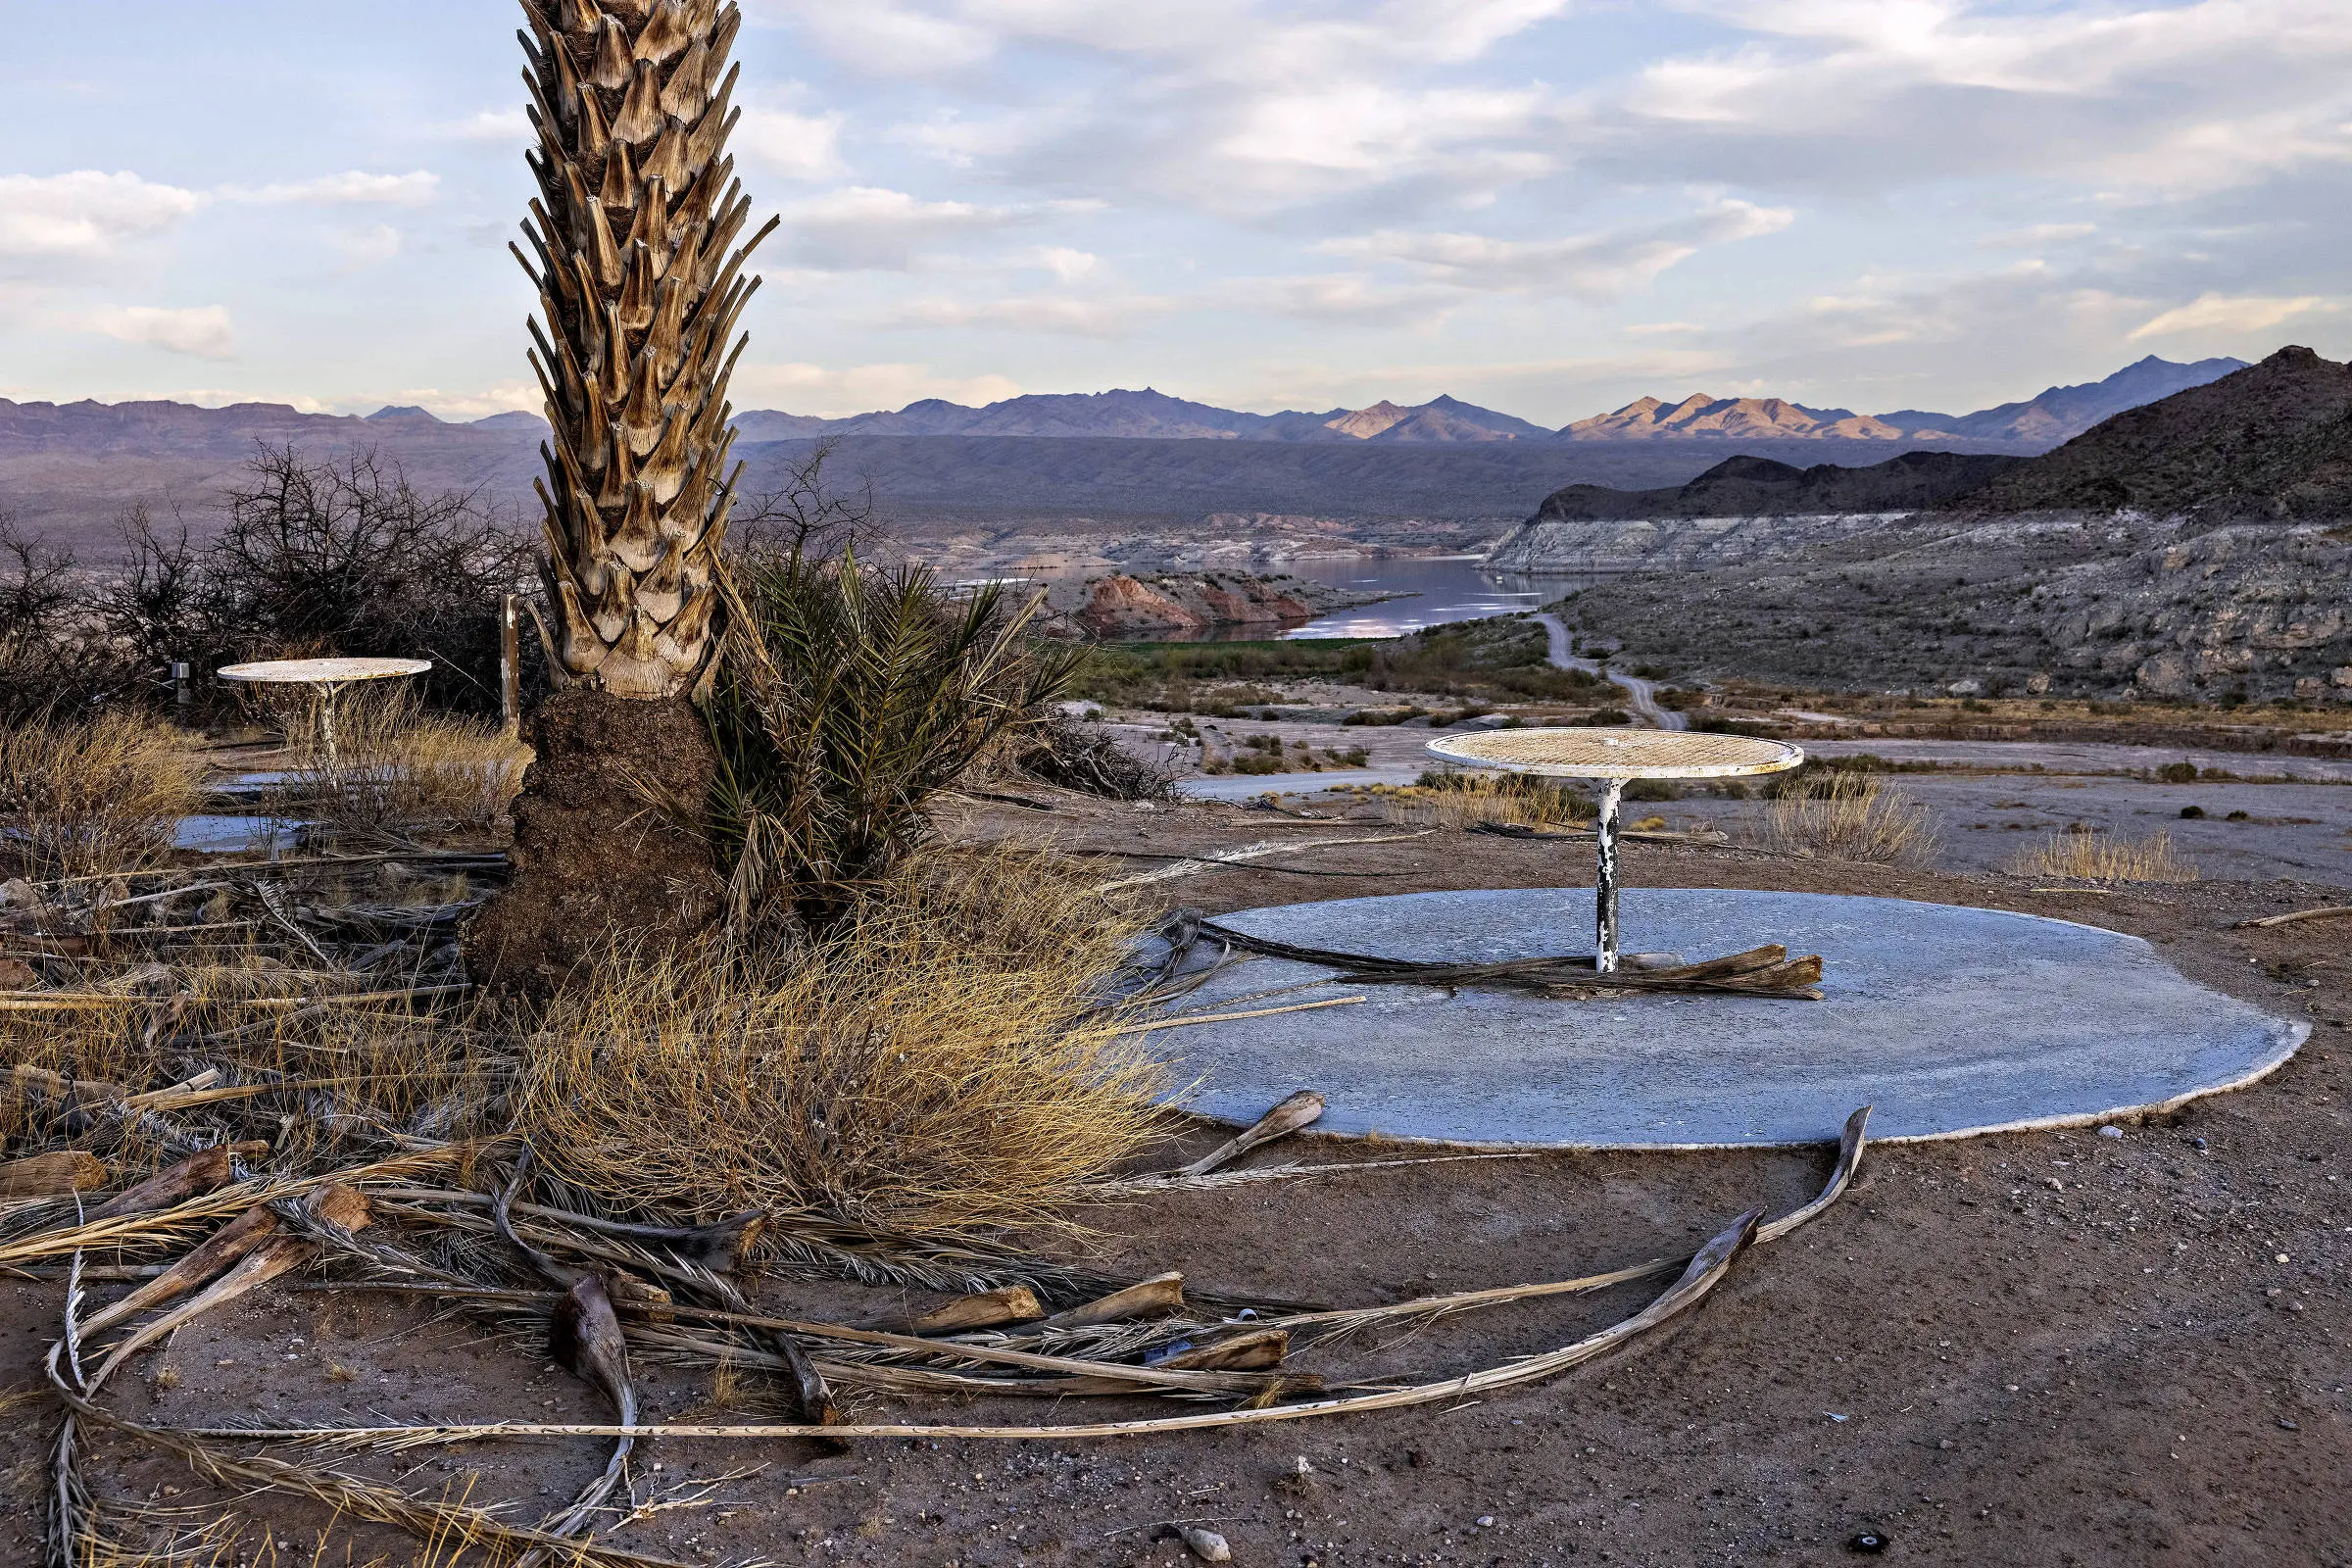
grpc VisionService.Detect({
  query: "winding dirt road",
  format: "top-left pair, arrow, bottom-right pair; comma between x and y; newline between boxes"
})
1536,612 -> 1687,730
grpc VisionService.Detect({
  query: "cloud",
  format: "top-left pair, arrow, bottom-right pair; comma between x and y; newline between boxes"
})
2128,291 -> 2334,340
1220,273 -> 1459,325
778,186 -> 1095,270
731,359 -> 1022,416
381,381 -> 544,419
737,106 -> 848,179
1981,222 -> 2097,249
220,172 -> 440,206
1328,200 -> 1794,300
873,292 -> 1177,336
86,304 -> 236,360
748,1 -> 997,74
0,172 -> 204,260
1030,247 -> 1098,283
434,108 -> 531,143
326,223 -> 403,270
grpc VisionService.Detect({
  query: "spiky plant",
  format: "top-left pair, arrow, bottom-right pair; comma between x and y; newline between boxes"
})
514,0 -> 775,698
468,0 -> 772,993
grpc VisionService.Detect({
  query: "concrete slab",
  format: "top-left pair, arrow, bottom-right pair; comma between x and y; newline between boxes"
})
1145,888 -> 2307,1149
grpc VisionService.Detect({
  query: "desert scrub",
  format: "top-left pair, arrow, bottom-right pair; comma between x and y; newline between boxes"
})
283,683 -> 529,839
2007,827 -> 2199,884
0,708 -> 206,881
1760,771 -> 1937,866
1383,770 -> 1594,831
513,845 -> 1169,1240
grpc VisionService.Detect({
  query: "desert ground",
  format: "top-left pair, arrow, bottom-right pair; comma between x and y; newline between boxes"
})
4,785 -> 2344,1568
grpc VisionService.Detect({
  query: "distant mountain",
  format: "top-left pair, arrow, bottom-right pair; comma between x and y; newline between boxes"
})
1505,346 -> 2351,539
469,411 -> 550,433
1972,346 -> 2352,517
1562,395 -> 1905,442
1877,354 -> 2247,445
1526,450 -> 2024,523
728,389 -> 1558,446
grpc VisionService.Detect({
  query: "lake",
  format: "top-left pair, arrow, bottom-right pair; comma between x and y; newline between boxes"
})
1272,555 -> 1563,639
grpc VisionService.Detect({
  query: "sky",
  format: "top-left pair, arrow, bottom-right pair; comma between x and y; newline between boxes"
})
4,0 -> 2350,425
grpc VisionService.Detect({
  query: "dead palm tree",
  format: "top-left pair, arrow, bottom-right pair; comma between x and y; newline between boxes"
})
470,0 -> 775,992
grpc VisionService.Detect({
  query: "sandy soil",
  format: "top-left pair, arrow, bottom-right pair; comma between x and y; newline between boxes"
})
3,799 -> 2347,1567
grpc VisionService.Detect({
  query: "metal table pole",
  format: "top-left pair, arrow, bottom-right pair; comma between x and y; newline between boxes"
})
1593,778 -> 1623,973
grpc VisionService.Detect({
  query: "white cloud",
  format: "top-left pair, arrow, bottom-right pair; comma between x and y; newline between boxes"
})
737,106 -> 848,179
1221,273 -> 1459,324
1981,222 -> 2097,249
731,359 -> 1022,416
326,223 -> 403,270
1031,247 -> 1099,283
0,172 -> 204,259
86,305 -> 236,360
1329,200 -> 1794,300
748,1 -> 997,74
779,186 -> 1095,270
383,381 -> 543,419
434,108 -> 531,143
2128,292 -> 2334,340
220,172 -> 440,206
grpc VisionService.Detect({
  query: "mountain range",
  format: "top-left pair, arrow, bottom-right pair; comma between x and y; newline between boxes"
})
723,356 -> 2243,450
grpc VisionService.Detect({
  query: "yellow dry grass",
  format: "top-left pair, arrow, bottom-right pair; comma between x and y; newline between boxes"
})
1376,773 -> 1594,831
512,843 -> 1170,1240
1760,771 -> 1937,866
0,709 -> 207,882
287,686 -> 528,838
2006,827 -> 2200,884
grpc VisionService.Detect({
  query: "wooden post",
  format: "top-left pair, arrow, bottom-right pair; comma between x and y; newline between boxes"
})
1593,778 -> 1624,972
499,594 -> 521,737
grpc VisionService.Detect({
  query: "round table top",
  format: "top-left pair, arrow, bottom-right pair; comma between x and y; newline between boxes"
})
216,657 -> 434,686
1427,725 -> 1804,780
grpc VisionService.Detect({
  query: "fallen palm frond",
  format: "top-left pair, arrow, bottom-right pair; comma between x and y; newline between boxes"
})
1155,912 -> 1825,1002
1759,770 -> 1937,866
2232,904 -> 2352,928
2006,827 -> 2199,884
1088,831 -> 1434,894
0,709 -> 207,883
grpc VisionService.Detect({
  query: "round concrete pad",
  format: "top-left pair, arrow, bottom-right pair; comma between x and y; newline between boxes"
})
1150,889 -> 2307,1149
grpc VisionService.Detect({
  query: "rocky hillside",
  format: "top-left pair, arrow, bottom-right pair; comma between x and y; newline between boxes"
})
1043,571 -> 1391,639
1970,346 -> 2352,517
1550,513 -> 2352,703
1503,349 -> 2352,701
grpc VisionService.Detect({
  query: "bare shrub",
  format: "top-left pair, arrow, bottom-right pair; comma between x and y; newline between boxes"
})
512,845 -> 1168,1239
1761,771 -> 1937,865
999,710 -> 1180,802
0,709 -> 206,881
2007,828 -> 2199,884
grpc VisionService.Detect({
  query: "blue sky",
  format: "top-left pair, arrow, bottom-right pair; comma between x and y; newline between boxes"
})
5,0 -> 2349,423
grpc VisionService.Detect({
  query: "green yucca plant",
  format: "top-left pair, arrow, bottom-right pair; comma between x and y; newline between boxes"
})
707,552 -> 1081,928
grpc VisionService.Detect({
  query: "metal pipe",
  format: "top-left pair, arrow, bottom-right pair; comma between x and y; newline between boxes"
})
1593,778 -> 1623,972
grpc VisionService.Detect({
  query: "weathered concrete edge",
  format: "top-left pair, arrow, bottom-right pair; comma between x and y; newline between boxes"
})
1166,1019 -> 2313,1153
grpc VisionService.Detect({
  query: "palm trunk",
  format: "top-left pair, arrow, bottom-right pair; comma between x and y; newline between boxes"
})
472,0 -> 767,989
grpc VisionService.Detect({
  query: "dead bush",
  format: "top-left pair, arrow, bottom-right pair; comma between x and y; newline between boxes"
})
1382,771 -> 1594,831
1760,771 -> 1937,866
2007,828 -> 2199,884
0,709 -> 206,881
512,844 -> 1168,1240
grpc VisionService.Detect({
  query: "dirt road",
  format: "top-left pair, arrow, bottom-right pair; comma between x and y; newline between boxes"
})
1538,612 -> 1687,730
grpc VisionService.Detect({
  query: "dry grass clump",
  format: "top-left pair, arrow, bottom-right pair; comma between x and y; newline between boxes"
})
285,685 -> 528,837
2007,827 -> 2200,884
0,708 -> 206,881
1760,771 -> 1937,866
1379,771 -> 1595,831
513,844 -> 1169,1239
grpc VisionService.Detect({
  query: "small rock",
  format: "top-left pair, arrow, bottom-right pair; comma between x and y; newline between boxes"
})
0,877 -> 42,912
1476,1516 -> 1496,1529
0,956 -> 37,990
1847,1528 -> 1889,1554
1181,1527 -> 1231,1562
2042,1176 -> 2065,1191
2278,1417 -> 2301,1431
2097,1125 -> 2124,1140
